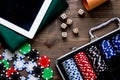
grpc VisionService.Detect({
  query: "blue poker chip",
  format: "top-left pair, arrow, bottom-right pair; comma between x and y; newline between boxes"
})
15,51 -> 25,59
62,58 -> 83,80
2,49 -> 14,61
27,74 -> 39,80
112,34 -> 120,53
101,40 -> 116,59
25,61 -> 37,74
13,58 -> 26,71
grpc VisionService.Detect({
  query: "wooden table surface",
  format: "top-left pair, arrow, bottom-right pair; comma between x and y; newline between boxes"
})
30,0 -> 120,80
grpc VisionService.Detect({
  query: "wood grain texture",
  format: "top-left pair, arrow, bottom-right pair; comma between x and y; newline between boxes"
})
29,0 -> 120,79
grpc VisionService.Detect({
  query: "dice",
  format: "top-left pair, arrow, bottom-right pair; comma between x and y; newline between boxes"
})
61,32 -> 67,38
66,18 -> 73,26
78,9 -> 85,16
60,13 -> 68,20
61,23 -> 67,30
73,27 -> 79,35
60,12 -> 81,39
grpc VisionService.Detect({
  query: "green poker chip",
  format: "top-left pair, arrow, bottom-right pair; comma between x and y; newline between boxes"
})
19,43 -> 31,55
0,59 -> 10,70
42,68 -> 53,80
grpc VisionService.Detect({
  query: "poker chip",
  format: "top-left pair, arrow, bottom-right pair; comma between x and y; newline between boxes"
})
20,76 -> 26,80
62,58 -> 83,80
0,59 -> 10,70
13,58 -> 26,71
15,51 -> 25,59
33,66 -> 43,78
9,72 -> 21,80
0,62 -> 6,75
0,74 -> 8,80
87,46 -> 108,74
6,67 -> 17,77
25,61 -> 37,74
101,40 -> 116,59
19,43 -> 31,55
27,74 -> 39,80
112,34 -> 120,53
74,52 -> 97,80
38,56 -> 50,68
2,49 -> 14,61
28,49 -> 39,61
0,44 -> 54,79
0,54 -> 2,59
42,68 -> 53,80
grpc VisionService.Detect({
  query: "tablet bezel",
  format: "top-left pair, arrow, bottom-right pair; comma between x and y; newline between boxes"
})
0,0 -> 52,39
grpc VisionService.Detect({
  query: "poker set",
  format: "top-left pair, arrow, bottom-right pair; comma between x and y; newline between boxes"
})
0,43 -> 53,80
56,17 -> 120,80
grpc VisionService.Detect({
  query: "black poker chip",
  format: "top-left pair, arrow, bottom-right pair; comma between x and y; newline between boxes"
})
32,66 -> 43,78
87,46 -> 108,74
28,49 -> 39,61
0,74 -> 8,80
0,63 -> 6,75
9,72 -> 21,80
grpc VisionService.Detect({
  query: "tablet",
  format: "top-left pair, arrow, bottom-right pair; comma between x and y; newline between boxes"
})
0,0 -> 52,39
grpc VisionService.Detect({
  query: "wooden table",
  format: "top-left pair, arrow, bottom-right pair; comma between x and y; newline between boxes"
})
30,0 -> 120,79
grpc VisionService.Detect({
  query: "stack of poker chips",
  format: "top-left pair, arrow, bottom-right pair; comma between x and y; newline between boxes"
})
100,34 -> 120,61
74,52 -> 97,80
112,34 -> 120,54
0,43 -> 54,80
0,62 -> 6,76
61,33 -> 120,80
62,58 -> 83,80
87,46 -> 108,75
37,56 -> 53,80
100,40 -> 117,59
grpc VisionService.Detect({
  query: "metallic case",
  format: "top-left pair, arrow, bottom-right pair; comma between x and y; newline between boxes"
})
56,17 -> 120,80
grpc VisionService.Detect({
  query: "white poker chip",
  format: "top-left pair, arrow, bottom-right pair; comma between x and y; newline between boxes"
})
2,49 -> 14,61
25,61 -> 37,74
15,51 -> 25,59
27,74 -> 39,80
13,58 -> 26,71
20,76 -> 26,80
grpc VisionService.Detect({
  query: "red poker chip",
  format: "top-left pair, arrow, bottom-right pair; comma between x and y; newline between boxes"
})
74,52 -> 97,80
38,56 -> 50,68
0,54 -> 2,59
6,67 -> 17,77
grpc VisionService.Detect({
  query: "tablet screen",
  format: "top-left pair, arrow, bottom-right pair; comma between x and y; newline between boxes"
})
0,0 -> 44,31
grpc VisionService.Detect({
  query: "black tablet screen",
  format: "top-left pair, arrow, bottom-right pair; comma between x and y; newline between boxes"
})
0,0 -> 44,31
